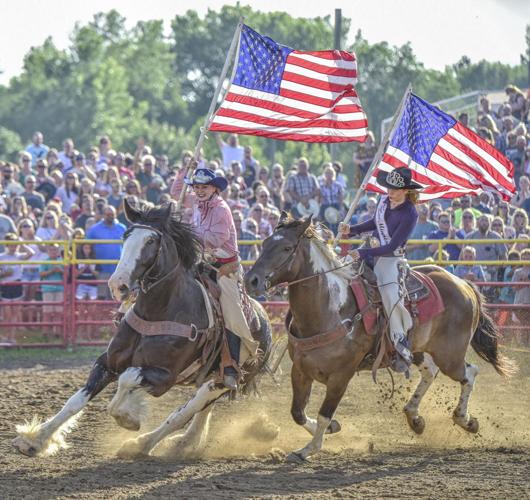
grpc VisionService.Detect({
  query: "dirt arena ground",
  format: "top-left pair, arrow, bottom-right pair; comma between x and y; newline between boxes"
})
1,345 -> 529,499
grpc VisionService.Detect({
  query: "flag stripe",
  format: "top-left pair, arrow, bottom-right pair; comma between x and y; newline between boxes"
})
286,54 -> 357,77
280,78 -> 350,100
293,50 -> 355,61
284,62 -> 357,84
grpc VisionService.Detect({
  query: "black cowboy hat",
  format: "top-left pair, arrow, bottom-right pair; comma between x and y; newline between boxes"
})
376,167 -> 422,190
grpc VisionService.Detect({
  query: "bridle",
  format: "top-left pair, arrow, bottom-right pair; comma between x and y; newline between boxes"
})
124,224 -> 179,294
263,229 -> 361,290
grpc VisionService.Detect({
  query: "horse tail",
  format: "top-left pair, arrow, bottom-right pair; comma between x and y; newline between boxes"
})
467,280 -> 517,377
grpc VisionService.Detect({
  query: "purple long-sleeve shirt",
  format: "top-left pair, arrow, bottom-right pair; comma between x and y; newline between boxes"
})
349,197 -> 418,259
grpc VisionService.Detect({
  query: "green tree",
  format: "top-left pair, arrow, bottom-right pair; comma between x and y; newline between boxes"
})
0,127 -> 23,162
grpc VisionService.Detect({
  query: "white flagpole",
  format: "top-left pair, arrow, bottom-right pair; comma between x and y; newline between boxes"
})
175,19 -> 244,212
332,83 -> 413,250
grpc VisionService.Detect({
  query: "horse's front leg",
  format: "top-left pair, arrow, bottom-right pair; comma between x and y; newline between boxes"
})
12,353 -> 116,457
288,371 -> 349,462
117,380 -> 228,458
107,366 -> 174,431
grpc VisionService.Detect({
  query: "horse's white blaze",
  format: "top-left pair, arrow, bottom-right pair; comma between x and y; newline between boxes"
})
295,414 -> 330,460
272,234 -> 284,241
108,227 -> 156,298
404,353 -> 439,417
13,389 -> 89,456
308,241 -> 352,309
453,363 -> 479,426
118,380 -> 227,457
108,367 -> 144,420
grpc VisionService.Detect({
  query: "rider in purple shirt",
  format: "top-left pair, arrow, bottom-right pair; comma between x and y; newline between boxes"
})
339,168 -> 422,375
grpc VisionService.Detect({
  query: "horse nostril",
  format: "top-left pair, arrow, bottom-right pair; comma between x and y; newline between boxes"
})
250,276 -> 259,289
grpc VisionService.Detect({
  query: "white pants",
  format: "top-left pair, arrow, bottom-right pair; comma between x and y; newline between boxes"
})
374,256 -> 413,344
218,269 -> 259,364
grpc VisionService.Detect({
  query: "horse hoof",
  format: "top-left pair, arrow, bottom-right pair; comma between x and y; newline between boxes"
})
411,416 -> 425,435
113,414 -> 141,432
466,417 -> 479,434
117,440 -> 147,459
327,419 -> 341,434
286,451 -> 306,463
12,437 -> 38,457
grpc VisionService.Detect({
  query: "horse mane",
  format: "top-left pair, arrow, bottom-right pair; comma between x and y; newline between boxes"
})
277,216 -> 354,282
133,202 -> 202,270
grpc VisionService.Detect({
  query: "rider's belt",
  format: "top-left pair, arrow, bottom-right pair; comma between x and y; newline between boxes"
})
215,255 -> 238,265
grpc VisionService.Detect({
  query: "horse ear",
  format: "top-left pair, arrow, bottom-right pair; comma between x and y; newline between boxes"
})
278,210 -> 290,225
123,197 -> 141,223
296,215 -> 313,235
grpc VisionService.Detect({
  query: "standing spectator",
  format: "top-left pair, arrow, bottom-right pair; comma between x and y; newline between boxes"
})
358,197 -> 377,223
56,172 -> 80,214
97,135 -> 112,167
406,203 -> 438,261
75,242 -> 99,300
454,246 -> 486,282
95,167 -> 112,197
0,233 -> 34,341
267,163 -> 285,210
267,208 -> 281,231
512,248 -> 530,323
352,131 -> 376,186
46,148 -> 60,169
318,165 -> 344,233
512,175 -> 530,208
428,211 -> 461,261
8,196 -> 30,227
245,203 -> 272,239
72,153 -> 96,182
74,196 -> 95,230
57,138 -> 75,173
452,195 -> 481,228
286,157 -> 319,218
499,250 -> 521,305
428,201 -> 443,223
107,179 -> 124,210
233,210 -> 259,261
332,161 -> 348,190
22,175 -> 45,211
456,209 -> 476,238
216,133 -> 244,171
86,206 -> 126,299
39,243 -> 64,335
25,131 -> 49,166
467,214 -> 507,282
242,146 -> 259,186
18,218 -> 43,318
255,187 -> 276,212
0,207 -> 17,252
505,85 -> 527,122
18,152 -> 34,184
491,217 -> 510,239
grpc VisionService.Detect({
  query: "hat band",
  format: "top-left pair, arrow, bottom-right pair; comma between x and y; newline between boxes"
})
192,172 -> 215,184
386,170 -> 405,188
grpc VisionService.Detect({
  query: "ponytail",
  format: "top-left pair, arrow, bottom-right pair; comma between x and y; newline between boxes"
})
406,190 -> 420,204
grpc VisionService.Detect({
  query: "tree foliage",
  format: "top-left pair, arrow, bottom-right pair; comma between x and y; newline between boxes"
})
0,8 -> 526,183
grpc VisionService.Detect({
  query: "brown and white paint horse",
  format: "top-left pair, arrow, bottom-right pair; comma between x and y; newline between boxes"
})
13,200 -> 272,458
245,214 -> 514,461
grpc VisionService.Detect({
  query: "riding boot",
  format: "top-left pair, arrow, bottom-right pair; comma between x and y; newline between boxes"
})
223,331 -> 241,390
390,333 -> 413,378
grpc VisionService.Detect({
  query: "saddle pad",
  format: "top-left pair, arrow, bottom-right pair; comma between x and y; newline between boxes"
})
349,272 -> 445,335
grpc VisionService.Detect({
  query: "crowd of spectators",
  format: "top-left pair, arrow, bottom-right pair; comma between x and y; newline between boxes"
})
0,84 -> 529,339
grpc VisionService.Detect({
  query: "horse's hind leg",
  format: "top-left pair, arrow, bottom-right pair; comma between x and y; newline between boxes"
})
167,405 -> 214,458
117,380 -> 228,458
289,373 -> 348,462
12,353 -> 116,457
404,353 -> 439,434
290,364 -> 340,437
451,362 -> 480,433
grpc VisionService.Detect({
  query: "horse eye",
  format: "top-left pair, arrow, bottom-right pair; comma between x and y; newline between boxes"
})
284,246 -> 293,252
147,238 -> 155,245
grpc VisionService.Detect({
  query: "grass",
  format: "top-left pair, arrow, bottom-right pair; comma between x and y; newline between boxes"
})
0,346 -> 104,370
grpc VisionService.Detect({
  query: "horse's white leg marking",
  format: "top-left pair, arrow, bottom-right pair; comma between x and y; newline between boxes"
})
404,353 -> 439,433
118,380 -> 227,457
303,417 -> 318,436
13,389 -> 90,456
108,368 -> 145,430
452,363 -> 480,432
294,414 -> 330,460
168,405 -> 214,457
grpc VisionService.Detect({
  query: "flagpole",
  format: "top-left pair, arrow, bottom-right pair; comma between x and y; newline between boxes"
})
175,19 -> 244,212
332,83 -> 413,250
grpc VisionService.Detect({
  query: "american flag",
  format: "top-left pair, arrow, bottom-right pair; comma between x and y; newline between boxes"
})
208,24 -> 368,143
366,93 -> 516,201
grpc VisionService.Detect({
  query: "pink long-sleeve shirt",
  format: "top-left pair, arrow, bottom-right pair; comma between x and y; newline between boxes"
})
171,173 -> 238,260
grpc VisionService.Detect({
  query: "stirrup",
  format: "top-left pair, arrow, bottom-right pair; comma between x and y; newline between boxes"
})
223,374 -> 238,391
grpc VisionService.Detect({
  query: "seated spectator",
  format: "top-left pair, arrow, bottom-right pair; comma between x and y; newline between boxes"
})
8,196 -> 30,227
456,209 -> 476,238
491,217 -> 510,239
244,203 -> 272,239
428,211 -> 461,261
512,175 -> 530,209
57,138 -> 75,173
107,179 -> 124,210
454,246 -> 486,282
407,203 -> 438,261
452,195 -> 481,227
1,163 -> 24,197
358,196 -> 377,224
255,187 -> 276,212
242,146 -> 258,187
332,161 -> 348,190
125,179 -> 141,198
227,184 -> 249,213
472,193 -> 492,214
505,85 -> 527,122
18,152 -> 34,184
22,175 -> 46,211
353,130 -> 376,186
258,165 -> 269,185
499,250 -> 521,305
228,161 -> 246,190
36,210 -> 59,240
75,195 -> 95,230
267,208 -> 281,232
511,208 -> 529,237
56,172 -> 80,214
428,201 -> 443,223
511,233 -> 530,253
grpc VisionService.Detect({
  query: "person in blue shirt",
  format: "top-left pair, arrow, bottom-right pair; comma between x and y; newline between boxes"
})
25,132 -> 49,166
454,246 -> 487,282
86,205 -> 126,299
427,211 -> 461,261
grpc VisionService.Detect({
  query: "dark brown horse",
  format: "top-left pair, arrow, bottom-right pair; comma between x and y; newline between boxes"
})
245,214 -> 514,461
13,200 -> 272,458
